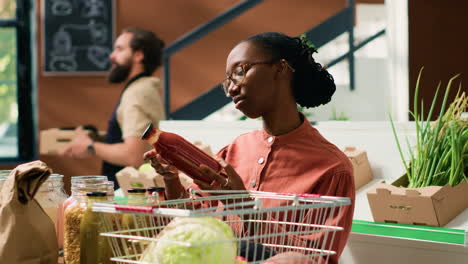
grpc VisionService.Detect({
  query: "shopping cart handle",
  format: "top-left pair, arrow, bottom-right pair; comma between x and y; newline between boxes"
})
278,192 -> 321,198
115,205 -> 156,213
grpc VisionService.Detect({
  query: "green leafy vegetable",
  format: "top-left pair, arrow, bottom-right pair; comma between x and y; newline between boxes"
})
140,217 -> 237,264
389,68 -> 467,187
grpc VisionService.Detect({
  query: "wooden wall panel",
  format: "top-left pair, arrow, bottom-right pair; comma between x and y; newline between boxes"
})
409,0 -> 468,119
30,0 -> 348,192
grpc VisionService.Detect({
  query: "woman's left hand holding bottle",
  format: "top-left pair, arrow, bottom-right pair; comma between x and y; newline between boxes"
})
195,158 -> 246,192
143,150 -> 187,199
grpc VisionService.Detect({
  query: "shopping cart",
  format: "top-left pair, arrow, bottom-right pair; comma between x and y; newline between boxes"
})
92,190 -> 351,264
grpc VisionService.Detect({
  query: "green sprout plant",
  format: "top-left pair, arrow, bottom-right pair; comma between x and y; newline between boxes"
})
389,68 -> 467,188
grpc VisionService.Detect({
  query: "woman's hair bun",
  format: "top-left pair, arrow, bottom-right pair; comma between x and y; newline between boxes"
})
245,32 -> 336,108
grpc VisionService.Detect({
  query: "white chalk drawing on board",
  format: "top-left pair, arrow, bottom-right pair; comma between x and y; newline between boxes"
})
49,20 -> 111,71
51,0 -> 73,16
87,46 -> 110,69
82,0 -> 106,18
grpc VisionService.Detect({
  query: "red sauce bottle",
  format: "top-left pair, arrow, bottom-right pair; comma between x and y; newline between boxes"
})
141,123 -> 221,184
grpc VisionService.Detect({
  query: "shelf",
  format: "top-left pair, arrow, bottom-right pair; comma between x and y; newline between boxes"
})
351,219 -> 466,245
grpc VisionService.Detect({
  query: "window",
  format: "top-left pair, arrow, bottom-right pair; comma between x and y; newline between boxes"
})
0,0 -> 35,163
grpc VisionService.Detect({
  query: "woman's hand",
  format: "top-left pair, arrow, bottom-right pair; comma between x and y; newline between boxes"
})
143,150 -> 179,180
194,158 -> 246,191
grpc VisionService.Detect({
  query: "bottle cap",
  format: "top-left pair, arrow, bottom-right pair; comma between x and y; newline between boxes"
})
86,191 -> 107,197
147,187 -> 165,192
127,188 -> 147,193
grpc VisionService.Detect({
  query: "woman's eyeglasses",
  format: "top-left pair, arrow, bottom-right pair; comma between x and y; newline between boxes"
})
221,60 -> 296,96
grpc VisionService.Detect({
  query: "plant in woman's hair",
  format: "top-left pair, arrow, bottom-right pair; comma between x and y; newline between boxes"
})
299,34 -> 317,54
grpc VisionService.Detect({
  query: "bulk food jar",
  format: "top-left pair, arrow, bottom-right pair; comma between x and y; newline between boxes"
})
34,174 -> 68,249
80,191 -> 111,264
60,176 -> 109,250
122,188 -> 147,230
62,176 -> 109,210
63,180 -> 114,264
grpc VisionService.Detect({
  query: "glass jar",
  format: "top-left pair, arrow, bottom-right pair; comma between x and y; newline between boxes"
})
60,176 -> 109,252
63,176 -> 109,210
35,174 -> 69,249
127,188 -> 147,204
63,180 -> 114,264
122,188 -> 148,256
80,192 -> 111,264
147,187 -> 166,203
122,188 -> 147,229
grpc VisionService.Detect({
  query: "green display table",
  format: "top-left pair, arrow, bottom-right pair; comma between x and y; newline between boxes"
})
351,220 -> 466,245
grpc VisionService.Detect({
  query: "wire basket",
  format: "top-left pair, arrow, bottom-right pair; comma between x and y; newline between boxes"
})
92,190 -> 351,264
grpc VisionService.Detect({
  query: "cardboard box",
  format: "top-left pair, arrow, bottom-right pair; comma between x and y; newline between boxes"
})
343,146 -> 373,190
367,175 -> 468,227
116,167 -> 193,196
116,140 -> 209,196
39,128 -> 105,155
40,128 -> 76,155
115,167 -> 157,195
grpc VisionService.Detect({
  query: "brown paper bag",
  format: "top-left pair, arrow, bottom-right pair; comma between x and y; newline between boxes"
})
0,160 -> 59,264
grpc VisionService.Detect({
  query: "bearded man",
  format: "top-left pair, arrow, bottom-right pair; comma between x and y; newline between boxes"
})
62,28 -> 165,189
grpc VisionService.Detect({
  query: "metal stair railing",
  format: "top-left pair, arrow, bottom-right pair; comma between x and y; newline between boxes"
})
162,0 -> 265,120
167,0 -> 385,120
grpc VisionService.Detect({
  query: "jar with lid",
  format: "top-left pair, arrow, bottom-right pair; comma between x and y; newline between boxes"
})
80,192 -> 111,264
122,188 -> 147,229
122,188 -> 148,255
35,174 -> 69,249
63,180 -> 114,264
60,176 -> 109,252
146,187 -> 166,203
62,176 -> 109,210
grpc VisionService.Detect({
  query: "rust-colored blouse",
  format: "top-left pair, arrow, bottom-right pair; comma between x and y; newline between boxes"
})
216,117 -> 355,264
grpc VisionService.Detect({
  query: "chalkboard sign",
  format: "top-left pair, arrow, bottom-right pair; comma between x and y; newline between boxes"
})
42,0 -> 115,74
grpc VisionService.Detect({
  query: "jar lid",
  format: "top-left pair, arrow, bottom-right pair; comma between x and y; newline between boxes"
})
147,187 -> 165,192
71,176 -> 108,183
86,191 -> 107,197
128,188 -> 147,193
50,174 -> 64,179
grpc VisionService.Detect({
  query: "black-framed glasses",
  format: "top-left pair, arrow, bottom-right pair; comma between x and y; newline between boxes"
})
221,61 -> 275,96
222,60 -> 295,96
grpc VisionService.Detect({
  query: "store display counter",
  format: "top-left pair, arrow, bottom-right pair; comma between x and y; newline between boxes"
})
158,121 -> 468,264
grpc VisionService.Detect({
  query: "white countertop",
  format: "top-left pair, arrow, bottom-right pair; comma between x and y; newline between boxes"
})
159,120 -> 467,231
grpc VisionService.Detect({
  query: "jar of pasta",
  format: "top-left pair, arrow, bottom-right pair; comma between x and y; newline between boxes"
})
63,180 -> 114,264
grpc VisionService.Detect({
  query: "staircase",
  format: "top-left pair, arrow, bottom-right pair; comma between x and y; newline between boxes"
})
162,0 -> 386,121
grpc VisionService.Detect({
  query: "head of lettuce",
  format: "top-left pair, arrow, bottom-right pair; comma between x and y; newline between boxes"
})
140,217 -> 237,264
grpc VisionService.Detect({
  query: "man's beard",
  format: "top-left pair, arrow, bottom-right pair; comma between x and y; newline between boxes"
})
107,63 -> 131,83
